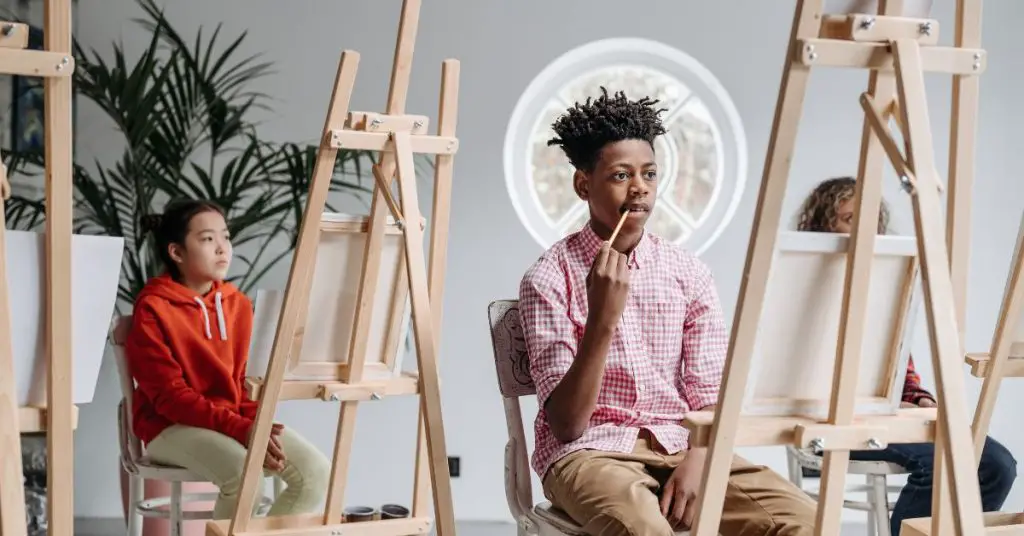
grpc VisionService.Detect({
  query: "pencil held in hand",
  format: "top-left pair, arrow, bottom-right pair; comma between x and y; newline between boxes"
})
608,207 -> 629,245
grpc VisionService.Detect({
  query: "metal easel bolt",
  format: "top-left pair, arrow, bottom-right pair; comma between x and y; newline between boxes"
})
860,17 -> 876,31
806,44 -> 817,62
919,21 -> 933,36
369,118 -> 382,130
329,393 -> 340,402
370,392 -> 382,401
809,437 -> 825,453
413,120 -> 424,130
867,438 -> 883,449
899,175 -> 914,193
1,24 -> 14,36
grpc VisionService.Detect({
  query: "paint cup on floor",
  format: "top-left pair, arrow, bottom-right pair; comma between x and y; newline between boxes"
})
380,503 -> 410,519
343,506 -> 377,522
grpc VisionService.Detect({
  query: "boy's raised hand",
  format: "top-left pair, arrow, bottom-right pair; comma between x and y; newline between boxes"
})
586,241 -> 630,329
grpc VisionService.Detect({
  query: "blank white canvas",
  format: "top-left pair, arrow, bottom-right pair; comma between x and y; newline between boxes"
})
9,230 -> 124,406
247,213 -> 410,382
742,231 -> 921,418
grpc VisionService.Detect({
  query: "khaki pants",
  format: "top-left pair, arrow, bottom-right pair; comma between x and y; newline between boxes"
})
542,432 -> 817,536
147,424 -> 331,519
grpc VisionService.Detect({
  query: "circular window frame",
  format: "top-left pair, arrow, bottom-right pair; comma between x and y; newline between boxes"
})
503,37 -> 748,255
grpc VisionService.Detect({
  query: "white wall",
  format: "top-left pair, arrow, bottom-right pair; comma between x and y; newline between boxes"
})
68,0 -> 1024,523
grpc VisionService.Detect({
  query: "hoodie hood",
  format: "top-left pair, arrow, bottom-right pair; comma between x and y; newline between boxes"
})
136,273 -> 242,341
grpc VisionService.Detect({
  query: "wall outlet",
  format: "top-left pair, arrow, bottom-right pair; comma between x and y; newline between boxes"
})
448,456 -> 460,477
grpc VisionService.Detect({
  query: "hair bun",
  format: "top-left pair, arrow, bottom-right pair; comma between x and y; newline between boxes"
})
140,214 -> 164,234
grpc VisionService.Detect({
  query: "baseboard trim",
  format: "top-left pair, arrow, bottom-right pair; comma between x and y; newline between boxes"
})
75,517 -> 123,536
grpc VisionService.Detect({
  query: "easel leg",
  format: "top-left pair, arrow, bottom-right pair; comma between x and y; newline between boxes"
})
393,131 -> 456,536
892,38 -> 984,535
815,44 -> 893,534
227,51 -> 361,536
42,0 -> 74,534
0,203 -> 27,536
413,58 -> 460,517
323,158 -> 393,521
936,3 -> 984,532
690,2 -> 821,535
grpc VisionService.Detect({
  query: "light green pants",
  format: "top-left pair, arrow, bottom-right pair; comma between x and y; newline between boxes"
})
147,424 -> 331,519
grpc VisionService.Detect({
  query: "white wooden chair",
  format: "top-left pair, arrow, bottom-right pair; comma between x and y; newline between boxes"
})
785,446 -> 908,536
487,300 -> 693,536
110,315 -> 279,536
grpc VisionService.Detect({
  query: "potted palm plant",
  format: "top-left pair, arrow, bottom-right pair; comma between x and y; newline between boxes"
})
3,0 -> 379,309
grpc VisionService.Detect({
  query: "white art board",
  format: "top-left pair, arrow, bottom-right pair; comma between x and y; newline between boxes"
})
247,213 -> 412,382
742,231 -> 923,419
10,230 -> 124,406
830,0 -> 933,17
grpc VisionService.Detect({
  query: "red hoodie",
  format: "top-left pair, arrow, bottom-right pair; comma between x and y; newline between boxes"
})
125,273 -> 259,446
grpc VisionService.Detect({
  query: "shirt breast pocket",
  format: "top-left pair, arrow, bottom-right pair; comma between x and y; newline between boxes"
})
641,301 -> 687,363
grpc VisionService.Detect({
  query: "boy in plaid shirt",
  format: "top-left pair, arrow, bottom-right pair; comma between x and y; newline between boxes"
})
797,176 -> 1017,535
518,89 -> 817,535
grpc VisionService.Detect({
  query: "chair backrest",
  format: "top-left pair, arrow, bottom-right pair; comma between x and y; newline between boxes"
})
109,315 -> 143,468
487,299 -> 539,525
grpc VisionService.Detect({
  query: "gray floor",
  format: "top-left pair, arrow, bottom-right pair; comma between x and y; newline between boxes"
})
75,518 -> 872,535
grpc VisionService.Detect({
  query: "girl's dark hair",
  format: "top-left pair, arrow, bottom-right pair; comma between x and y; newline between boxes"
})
796,176 -> 890,235
141,198 -> 225,279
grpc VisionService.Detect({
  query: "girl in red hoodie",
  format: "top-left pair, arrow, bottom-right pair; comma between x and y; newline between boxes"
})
126,198 -> 329,519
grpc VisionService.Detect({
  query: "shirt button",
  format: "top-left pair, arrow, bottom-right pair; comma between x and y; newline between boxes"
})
638,384 -> 646,392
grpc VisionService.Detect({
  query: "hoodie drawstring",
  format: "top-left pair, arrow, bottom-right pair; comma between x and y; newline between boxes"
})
194,292 -> 228,340
214,292 -> 227,341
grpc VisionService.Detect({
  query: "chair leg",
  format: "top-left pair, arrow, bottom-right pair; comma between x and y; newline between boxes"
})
170,481 -> 183,536
868,474 -> 892,536
127,474 -> 144,536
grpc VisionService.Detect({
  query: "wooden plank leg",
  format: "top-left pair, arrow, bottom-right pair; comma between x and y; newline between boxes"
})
938,2 -> 984,532
42,0 -> 74,534
323,153 -> 394,522
893,38 -> 984,535
413,58 -> 460,516
392,132 -> 455,536
0,202 -> 27,536
224,50 -> 361,536
814,56 -> 892,535
689,2 -> 821,535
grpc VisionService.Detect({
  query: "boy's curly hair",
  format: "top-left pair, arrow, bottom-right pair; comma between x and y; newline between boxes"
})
797,176 -> 890,234
547,87 -> 668,172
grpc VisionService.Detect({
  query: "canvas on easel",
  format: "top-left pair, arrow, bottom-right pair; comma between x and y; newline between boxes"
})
206,1 -> 460,536
246,213 -> 413,385
0,2 -> 77,536
742,231 -> 923,419
681,2 -> 988,536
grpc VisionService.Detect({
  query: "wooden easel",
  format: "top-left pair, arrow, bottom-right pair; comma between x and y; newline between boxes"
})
205,1 -> 459,535
0,1 -> 76,536
901,216 -> 1024,534
681,1 -> 988,535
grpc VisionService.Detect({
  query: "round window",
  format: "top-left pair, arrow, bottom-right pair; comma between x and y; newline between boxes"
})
504,38 -> 748,255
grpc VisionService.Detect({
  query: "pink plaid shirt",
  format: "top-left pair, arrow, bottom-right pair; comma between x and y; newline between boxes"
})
518,224 -> 728,478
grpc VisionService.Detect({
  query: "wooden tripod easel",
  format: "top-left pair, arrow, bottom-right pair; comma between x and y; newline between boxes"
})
906,203 -> 1024,533
0,2 -> 76,536
205,2 -> 459,536
681,1 -> 988,535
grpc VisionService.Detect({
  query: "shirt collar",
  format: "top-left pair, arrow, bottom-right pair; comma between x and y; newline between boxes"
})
576,221 -> 654,269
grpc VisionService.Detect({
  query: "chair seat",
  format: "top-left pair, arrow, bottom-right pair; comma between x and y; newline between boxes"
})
533,502 -> 693,535
130,456 -> 215,482
789,447 -> 908,475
